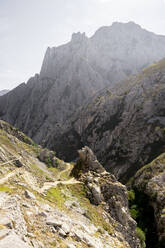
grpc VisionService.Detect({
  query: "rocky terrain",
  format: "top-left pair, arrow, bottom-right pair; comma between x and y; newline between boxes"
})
0,120 -> 141,248
1,22 -> 165,155
0,90 -> 9,96
49,58 -> 165,183
131,152 -> 165,248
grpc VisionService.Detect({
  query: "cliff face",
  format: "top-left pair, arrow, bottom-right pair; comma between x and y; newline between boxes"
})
41,22 -> 165,85
50,59 -> 165,182
71,146 -> 140,248
1,22 -> 165,152
0,121 -> 140,248
132,152 -> 165,248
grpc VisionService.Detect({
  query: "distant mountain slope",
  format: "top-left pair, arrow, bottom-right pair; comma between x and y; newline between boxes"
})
50,59 -> 165,182
0,89 -> 9,96
1,22 -> 165,159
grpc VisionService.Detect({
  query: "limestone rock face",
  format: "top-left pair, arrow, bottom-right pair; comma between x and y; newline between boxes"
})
0,232 -> 32,248
73,146 -> 140,248
133,152 -> 165,246
52,58 -> 165,182
1,22 -> 165,161
78,146 -> 105,173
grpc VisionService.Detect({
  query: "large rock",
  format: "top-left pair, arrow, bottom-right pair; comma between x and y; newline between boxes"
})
0,232 -> 32,248
73,147 -> 140,248
78,146 -> 105,173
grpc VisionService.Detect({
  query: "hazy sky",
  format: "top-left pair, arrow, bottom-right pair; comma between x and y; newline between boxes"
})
1,0 -> 165,90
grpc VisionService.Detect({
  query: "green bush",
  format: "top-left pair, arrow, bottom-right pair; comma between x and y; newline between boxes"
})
136,227 -> 146,248
130,205 -> 139,219
46,157 -> 52,167
128,189 -> 135,202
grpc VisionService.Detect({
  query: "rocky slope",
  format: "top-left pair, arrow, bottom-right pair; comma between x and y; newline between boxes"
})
0,120 -> 140,248
0,90 -> 9,96
131,151 -> 165,248
1,22 -> 165,149
49,58 -> 165,182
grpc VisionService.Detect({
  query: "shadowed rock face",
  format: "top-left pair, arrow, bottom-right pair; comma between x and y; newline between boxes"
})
51,59 -> 165,182
133,152 -> 165,247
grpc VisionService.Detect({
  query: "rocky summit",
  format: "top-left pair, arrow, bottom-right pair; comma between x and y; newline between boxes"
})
1,22 -> 165,156
0,120 -> 141,248
0,90 -> 9,96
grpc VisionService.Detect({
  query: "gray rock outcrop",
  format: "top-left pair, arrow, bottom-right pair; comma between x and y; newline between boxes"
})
73,146 -> 140,248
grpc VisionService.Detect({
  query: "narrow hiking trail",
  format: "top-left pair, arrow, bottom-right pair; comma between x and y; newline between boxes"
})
0,168 -> 22,185
40,178 -> 81,193
40,162 -> 81,193
0,156 -> 80,194
57,162 -> 72,179
0,156 -> 22,166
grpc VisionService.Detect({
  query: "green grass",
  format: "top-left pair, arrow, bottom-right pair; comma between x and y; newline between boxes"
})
0,185 -> 13,193
67,184 -> 114,234
45,185 -> 70,210
44,183 -> 114,235
29,163 -> 50,178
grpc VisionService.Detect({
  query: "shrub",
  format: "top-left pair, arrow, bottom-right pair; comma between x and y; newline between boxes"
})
136,227 -> 146,248
128,189 -> 135,202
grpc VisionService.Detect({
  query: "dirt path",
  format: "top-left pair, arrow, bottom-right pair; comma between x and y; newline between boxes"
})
0,161 -> 80,194
0,147 -> 80,193
40,163 -> 81,193
57,163 -> 72,180
40,177 -> 81,193
0,156 -> 22,166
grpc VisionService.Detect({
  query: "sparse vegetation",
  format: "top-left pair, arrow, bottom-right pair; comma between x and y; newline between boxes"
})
136,227 -> 146,248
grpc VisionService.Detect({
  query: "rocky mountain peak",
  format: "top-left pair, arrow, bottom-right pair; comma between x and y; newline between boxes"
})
112,21 -> 141,29
71,32 -> 87,43
0,89 -> 9,96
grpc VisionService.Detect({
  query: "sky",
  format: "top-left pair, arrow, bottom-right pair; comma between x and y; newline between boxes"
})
0,0 -> 165,90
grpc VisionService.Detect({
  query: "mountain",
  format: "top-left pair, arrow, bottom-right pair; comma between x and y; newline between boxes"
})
50,58 -> 165,183
0,120 -> 140,248
0,89 -> 9,96
1,22 -> 165,151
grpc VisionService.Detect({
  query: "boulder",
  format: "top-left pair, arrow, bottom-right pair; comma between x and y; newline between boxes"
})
24,190 -> 36,200
0,232 -> 32,248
